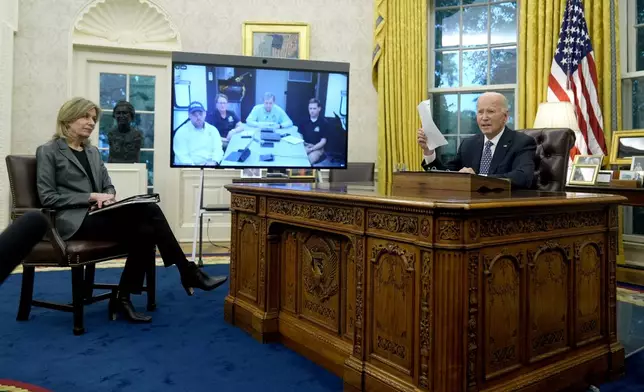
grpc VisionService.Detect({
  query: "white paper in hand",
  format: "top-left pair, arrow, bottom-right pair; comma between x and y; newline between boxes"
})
417,99 -> 448,149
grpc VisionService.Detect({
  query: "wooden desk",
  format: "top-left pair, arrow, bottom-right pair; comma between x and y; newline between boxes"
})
225,183 -> 625,391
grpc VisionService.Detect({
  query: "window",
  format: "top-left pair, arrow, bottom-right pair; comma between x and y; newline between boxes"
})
429,0 -> 518,163
98,73 -> 156,194
621,0 -> 644,238
621,0 -> 644,130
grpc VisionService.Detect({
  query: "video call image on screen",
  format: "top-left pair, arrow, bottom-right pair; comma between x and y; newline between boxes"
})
171,63 -> 348,169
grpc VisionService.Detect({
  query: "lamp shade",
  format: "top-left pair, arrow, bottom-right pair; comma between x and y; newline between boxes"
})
532,101 -> 580,131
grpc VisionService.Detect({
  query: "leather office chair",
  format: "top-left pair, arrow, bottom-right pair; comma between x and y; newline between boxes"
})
520,128 -> 576,191
329,162 -> 375,183
5,155 -> 156,335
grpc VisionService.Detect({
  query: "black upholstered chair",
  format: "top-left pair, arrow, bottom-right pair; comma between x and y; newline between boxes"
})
5,155 -> 156,335
329,162 -> 375,183
520,128 -> 576,191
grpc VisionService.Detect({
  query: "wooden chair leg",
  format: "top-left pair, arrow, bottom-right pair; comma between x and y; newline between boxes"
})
16,266 -> 35,321
84,264 -> 96,300
71,266 -> 86,335
146,258 -> 156,311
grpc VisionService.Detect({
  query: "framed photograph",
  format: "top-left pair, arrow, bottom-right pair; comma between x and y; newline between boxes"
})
596,170 -> 613,184
569,164 -> 600,185
288,168 -> 316,178
619,170 -> 638,180
241,168 -> 262,178
574,154 -> 603,166
242,22 -> 310,60
609,130 -> 644,165
631,156 -> 644,171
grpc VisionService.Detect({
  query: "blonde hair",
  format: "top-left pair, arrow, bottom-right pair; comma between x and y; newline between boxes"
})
53,97 -> 101,146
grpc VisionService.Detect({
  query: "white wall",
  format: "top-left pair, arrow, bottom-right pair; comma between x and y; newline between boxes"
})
255,69 -> 289,108
0,0 -> 18,229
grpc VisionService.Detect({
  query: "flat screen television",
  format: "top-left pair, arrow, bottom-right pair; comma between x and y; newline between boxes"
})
170,51 -> 350,169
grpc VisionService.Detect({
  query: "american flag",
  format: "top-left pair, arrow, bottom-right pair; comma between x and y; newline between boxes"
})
547,0 -> 606,158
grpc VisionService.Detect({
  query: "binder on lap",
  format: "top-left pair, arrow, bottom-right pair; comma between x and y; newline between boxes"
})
89,193 -> 160,215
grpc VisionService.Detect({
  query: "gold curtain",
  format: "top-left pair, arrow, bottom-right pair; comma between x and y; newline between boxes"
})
518,0 -> 621,144
372,0 -> 427,190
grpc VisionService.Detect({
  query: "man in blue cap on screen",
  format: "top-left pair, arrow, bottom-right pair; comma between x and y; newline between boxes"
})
173,101 -> 224,166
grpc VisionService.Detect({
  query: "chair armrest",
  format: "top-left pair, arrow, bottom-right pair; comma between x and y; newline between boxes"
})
12,207 -> 66,261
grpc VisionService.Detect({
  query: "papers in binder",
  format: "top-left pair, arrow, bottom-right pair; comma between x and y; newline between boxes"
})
89,193 -> 160,215
417,99 -> 448,149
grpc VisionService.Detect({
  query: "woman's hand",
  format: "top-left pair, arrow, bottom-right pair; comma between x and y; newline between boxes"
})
90,193 -> 115,209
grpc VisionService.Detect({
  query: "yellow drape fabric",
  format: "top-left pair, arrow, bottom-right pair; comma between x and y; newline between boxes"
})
518,0 -> 621,145
372,0 -> 427,190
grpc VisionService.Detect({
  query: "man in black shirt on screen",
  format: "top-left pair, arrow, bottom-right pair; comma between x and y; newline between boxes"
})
206,93 -> 243,148
300,98 -> 329,165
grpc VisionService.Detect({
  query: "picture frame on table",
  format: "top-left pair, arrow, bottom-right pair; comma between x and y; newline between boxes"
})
631,156 -> 644,171
596,170 -> 613,185
609,130 -> 644,165
241,168 -> 262,178
242,22 -> 310,60
288,168 -> 316,179
574,154 -> 603,166
568,164 -> 600,185
619,170 -> 638,181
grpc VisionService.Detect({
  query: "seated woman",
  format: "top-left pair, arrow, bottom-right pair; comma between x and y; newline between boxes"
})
36,97 -> 227,323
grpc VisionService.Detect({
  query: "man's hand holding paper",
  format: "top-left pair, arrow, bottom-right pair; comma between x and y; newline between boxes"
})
417,99 -> 448,152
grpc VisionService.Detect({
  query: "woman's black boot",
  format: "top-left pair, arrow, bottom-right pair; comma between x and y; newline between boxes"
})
179,262 -> 227,296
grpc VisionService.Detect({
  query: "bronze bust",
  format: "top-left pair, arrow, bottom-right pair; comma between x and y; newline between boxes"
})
107,101 -> 144,163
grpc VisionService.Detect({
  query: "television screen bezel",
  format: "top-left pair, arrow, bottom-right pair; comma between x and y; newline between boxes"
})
170,51 -> 350,170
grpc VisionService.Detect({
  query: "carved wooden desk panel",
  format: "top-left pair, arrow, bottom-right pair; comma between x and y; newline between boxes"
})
224,183 -> 625,392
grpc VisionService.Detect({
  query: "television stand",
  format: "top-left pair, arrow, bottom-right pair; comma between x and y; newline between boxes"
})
191,168 -> 230,267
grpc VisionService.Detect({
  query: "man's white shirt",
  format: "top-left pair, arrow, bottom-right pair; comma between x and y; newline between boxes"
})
173,122 -> 224,165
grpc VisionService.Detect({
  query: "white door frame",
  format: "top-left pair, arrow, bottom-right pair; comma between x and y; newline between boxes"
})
72,47 -> 181,233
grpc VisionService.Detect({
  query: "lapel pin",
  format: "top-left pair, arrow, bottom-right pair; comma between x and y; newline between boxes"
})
503,144 -> 508,148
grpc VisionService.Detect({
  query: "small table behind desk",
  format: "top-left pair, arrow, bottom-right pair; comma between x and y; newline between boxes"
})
225,182 -> 625,392
567,184 -> 644,286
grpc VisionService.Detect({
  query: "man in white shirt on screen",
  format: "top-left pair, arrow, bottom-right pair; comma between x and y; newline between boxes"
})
246,92 -> 293,129
173,101 -> 224,166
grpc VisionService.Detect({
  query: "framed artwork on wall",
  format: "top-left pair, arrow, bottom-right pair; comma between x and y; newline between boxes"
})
242,22 -> 310,60
609,130 -> 644,165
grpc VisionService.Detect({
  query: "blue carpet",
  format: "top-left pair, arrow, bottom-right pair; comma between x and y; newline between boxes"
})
2,265 -> 643,392
0,265 -> 342,392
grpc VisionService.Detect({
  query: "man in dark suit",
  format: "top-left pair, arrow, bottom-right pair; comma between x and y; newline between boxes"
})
417,92 -> 536,189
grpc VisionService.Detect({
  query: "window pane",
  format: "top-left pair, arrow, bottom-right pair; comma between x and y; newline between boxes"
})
628,77 -> 644,128
490,1 -> 517,45
98,112 -> 116,149
129,75 -> 156,111
99,148 -> 109,162
460,93 -> 480,134
435,9 -> 461,48
135,113 -> 155,149
435,51 -> 459,87
501,91 -> 516,129
436,136 -> 458,164
436,0 -> 459,6
490,47 -> 517,84
462,49 -> 488,86
433,94 -> 458,135
638,28 -> 644,71
462,5 -> 488,47
140,150 -> 154,187
99,73 -> 126,110
638,0 -> 644,24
